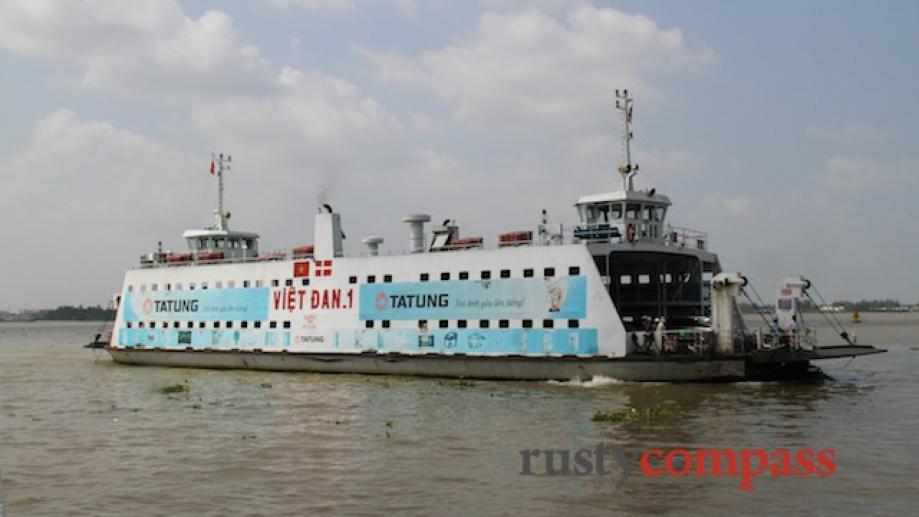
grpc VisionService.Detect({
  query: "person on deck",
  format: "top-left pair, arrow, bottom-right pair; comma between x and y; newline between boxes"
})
787,315 -> 800,349
770,318 -> 784,347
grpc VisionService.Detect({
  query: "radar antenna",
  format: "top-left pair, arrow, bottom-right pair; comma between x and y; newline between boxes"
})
615,89 -> 639,191
211,152 -> 232,230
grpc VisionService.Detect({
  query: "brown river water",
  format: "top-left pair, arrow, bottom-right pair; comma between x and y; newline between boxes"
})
1,314 -> 917,516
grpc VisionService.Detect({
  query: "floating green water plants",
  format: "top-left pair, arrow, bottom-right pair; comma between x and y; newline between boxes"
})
592,406 -> 682,423
157,383 -> 188,394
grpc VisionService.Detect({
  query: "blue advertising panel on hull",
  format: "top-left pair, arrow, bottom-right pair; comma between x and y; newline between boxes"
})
359,277 -> 587,321
122,288 -> 270,323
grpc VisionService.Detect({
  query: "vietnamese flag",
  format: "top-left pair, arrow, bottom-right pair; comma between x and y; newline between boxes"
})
293,261 -> 310,277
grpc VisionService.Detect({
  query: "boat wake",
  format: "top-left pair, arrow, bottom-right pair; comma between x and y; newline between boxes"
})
547,375 -> 624,388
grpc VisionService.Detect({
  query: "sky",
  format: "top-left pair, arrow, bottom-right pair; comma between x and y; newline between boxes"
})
1,0 -> 917,309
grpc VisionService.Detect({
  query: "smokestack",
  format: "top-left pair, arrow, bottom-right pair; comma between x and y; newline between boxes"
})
315,208 -> 344,259
361,236 -> 384,256
402,214 -> 431,253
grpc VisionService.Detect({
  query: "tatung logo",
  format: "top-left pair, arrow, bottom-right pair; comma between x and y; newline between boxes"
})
375,292 -> 389,311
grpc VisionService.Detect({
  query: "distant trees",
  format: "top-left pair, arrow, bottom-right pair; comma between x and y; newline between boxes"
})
35,305 -> 115,321
737,298 -> 914,314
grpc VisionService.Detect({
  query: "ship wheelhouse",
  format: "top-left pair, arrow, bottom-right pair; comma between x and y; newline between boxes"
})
575,188 -> 719,331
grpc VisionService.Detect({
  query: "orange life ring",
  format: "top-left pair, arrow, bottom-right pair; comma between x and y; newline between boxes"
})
626,223 -> 637,243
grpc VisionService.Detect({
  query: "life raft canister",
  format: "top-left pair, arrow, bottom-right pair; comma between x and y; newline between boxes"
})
626,223 -> 637,243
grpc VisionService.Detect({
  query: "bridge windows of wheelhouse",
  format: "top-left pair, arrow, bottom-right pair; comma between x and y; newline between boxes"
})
593,252 -> 717,331
575,198 -> 668,243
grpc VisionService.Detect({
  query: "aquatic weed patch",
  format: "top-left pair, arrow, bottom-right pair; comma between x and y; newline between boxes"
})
157,382 -> 189,395
592,406 -> 682,423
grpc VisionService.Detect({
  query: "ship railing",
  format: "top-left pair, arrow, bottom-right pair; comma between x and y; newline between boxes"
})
664,225 -> 708,251
628,328 -> 714,356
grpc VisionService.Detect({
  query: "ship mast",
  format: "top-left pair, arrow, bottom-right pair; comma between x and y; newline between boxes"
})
212,152 -> 232,230
615,89 -> 639,191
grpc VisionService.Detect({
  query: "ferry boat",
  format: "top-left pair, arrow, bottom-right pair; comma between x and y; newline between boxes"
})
105,91 -> 883,381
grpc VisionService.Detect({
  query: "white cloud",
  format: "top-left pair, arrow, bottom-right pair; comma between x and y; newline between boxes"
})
807,122 -> 889,145
190,68 -> 404,171
257,0 -> 416,14
702,194 -> 758,217
361,6 -> 714,134
0,1 -> 274,99
822,156 -> 918,191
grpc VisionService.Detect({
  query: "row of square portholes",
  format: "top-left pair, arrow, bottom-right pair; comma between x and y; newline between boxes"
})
125,318 -> 581,331
364,319 -> 580,330
126,266 -> 583,293
126,320 -> 291,330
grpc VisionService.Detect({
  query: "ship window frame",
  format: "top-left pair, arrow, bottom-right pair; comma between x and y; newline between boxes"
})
283,321 -> 291,329
481,270 -> 491,280
418,320 -> 428,330
367,275 -> 376,284
214,321 -> 220,329
544,267 -> 555,278
228,281 -> 236,289
543,319 -> 554,329
441,272 -> 451,281
255,280 -> 263,288
226,321 -> 233,329
189,282 -> 196,290
500,269 -> 511,279
138,322 -> 145,328
176,283 -> 183,290
384,274 -> 392,283
201,282 -> 208,290
243,280 -> 250,288
457,320 -> 467,329
611,203 -> 623,220
568,319 -> 579,329
349,276 -> 357,284
165,283 -> 171,291
215,281 -> 222,289
126,322 -> 133,328
151,284 -> 158,292
254,321 -> 262,329
420,273 -> 429,282
522,319 -> 533,329
241,321 -> 248,329
199,321 -> 206,329
269,321 -> 277,329
439,320 -> 449,329
161,321 -> 169,329
569,266 -> 580,275
173,321 -> 179,328
523,269 -> 534,278
285,279 -> 293,287
459,271 -> 469,280
638,274 -> 651,285
619,274 -> 632,285
625,203 -> 641,220
366,320 -> 374,329
382,320 -> 390,328
498,319 -> 509,328
127,285 -> 133,292
187,321 -> 193,329
271,279 -> 279,287
479,319 -> 490,329
301,278 -> 309,286
140,284 -> 147,292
